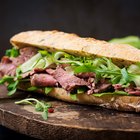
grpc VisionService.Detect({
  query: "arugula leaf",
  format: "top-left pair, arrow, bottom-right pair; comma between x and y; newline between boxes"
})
45,87 -> 53,95
128,74 -> 140,87
119,68 -> 129,85
73,56 -> 140,88
0,67 -> 22,96
16,67 -> 22,77
70,93 -> 77,100
27,86 -> 38,91
38,50 -> 50,56
77,87 -> 87,94
42,110 -> 48,120
54,51 -> 72,60
54,52 -> 83,66
93,91 -> 129,97
0,76 -> 14,84
8,88 -> 17,96
74,59 -> 121,83
0,75 -> 19,96
15,98 -> 52,120
110,75 -> 121,84
7,80 -> 19,91
35,102 -> 44,111
5,47 -> 19,57
109,36 -> 140,49
74,65 -> 94,73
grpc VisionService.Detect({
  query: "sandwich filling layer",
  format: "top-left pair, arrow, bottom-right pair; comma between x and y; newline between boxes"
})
1,47 -> 140,97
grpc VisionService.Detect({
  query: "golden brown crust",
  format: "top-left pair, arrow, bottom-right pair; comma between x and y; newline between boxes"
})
18,83 -> 140,112
10,30 -> 140,66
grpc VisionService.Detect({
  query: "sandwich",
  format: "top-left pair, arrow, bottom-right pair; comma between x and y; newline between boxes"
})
1,30 -> 140,112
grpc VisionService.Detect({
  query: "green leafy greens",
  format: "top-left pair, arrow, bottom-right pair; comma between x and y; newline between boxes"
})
0,68 -> 22,95
2,44 -> 140,98
45,87 -> 53,95
27,86 -> 39,91
73,57 -> 140,88
109,36 -> 140,49
5,47 -> 19,57
93,91 -> 129,97
15,98 -> 52,120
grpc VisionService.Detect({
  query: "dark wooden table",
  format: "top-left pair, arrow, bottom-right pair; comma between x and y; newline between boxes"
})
0,85 -> 140,140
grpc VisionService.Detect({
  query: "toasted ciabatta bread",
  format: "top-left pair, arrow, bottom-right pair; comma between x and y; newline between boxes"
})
11,30 -> 140,66
10,30 -> 140,112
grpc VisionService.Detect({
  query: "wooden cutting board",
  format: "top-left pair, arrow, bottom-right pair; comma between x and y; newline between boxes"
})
0,85 -> 140,140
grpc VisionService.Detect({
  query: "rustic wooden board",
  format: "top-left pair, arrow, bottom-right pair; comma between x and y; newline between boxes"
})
0,85 -> 140,140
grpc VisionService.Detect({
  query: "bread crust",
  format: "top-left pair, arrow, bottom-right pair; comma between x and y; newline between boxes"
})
18,83 -> 140,112
11,30 -> 140,66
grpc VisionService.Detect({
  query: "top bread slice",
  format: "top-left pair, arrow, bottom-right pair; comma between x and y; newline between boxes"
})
10,30 -> 140,66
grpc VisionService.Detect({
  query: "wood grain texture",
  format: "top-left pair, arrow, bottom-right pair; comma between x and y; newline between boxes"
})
0,86 -> 140,140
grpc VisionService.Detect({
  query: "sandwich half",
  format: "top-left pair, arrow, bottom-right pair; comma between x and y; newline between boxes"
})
1,30 -> 140,112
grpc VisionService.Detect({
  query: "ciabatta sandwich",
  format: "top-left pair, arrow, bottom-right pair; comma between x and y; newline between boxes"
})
1,30 -> 140,112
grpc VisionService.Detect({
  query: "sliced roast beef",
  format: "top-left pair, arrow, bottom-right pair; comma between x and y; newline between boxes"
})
46,68 -> 55,75
0,56 -> 16,77
52,67 -> 88,91
127,91 -> 140,95
11,56 -> 26,66
31,74 -> 57,87
0,47 -> 38,77
76,72 -> 95,78
94,79 -> 112,93
87,77 -> 95,87
34,68 -> 46,73
124,85 -> 140,95
87,88 -> 95,95
1,56 -> 12,63
21,68 -> 46,79
11,47 -> 38,66
0,63 -> 16,77
19,47 -> 38,56
113,84 -> 124,91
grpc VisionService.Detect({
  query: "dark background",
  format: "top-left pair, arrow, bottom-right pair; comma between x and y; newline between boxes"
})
0,0 -> 140,139
0,0 -> 140,56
